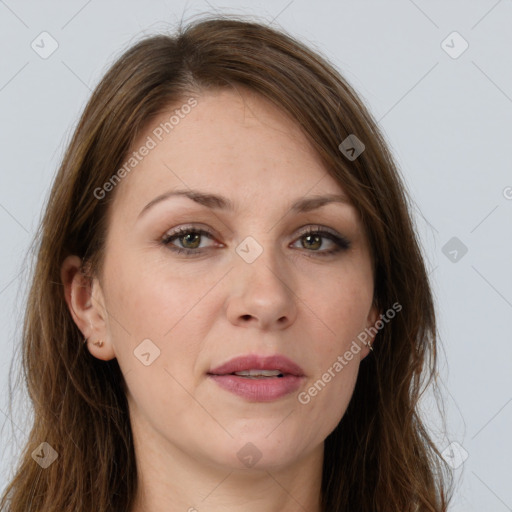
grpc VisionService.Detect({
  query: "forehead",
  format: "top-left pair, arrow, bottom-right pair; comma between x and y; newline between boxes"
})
110,87 -> 348,219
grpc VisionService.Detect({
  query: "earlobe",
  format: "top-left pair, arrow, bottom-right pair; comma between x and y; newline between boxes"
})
361,303 -> 381,358
61,255 -> 116,361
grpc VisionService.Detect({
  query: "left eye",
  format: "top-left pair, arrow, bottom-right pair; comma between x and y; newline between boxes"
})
161,226 -> 350,256
161,227 -> 216,254
291,229 -> 348,253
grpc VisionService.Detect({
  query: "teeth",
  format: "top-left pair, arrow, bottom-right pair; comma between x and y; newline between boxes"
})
234,369 -> 284,377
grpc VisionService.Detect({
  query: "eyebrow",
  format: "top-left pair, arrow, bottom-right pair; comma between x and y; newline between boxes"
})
137,189 -> 350,219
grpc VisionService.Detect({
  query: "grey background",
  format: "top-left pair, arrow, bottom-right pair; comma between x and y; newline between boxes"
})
1,0 -> 511,509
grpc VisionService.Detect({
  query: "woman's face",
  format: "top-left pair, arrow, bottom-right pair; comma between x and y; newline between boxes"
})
86,88 -> 377,472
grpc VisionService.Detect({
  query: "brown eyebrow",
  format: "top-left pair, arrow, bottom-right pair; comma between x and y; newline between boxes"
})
137,189 -> 350,219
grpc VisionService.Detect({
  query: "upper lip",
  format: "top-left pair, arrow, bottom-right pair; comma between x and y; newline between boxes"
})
208,354 -> 305,377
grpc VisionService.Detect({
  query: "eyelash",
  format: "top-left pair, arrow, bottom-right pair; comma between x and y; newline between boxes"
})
161,225 -> 351,257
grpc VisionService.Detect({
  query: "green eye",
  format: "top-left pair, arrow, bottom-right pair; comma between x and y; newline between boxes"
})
162,227 -> 215,255
292,228 -> 351,256
161,226 -> 350,257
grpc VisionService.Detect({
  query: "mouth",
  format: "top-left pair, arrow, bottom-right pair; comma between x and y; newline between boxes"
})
207,354 -> 305,401
208,353 -> 305,377
229,369 -> 285,379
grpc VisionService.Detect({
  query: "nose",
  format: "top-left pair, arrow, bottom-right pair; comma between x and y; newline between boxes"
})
225,244 -> 298,331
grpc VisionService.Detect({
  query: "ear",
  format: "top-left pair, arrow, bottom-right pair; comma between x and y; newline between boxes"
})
60,255 -> 116,361
360,302 -> 380,360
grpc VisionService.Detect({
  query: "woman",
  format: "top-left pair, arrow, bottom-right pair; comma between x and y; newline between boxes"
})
0,16 -> 452,512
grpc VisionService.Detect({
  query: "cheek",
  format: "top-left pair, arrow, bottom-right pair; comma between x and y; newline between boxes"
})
296,353 -> 360,445
105,253 -> 208,424
308,265 -> 373,347
298,262 -> 372,418
103,248 -> 220,382
105,246 -> 207,336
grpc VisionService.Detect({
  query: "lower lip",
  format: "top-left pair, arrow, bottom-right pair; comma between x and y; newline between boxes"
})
208,374 -> 303,402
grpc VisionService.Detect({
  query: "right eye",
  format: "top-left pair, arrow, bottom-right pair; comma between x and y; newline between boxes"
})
161,226 -> 219,256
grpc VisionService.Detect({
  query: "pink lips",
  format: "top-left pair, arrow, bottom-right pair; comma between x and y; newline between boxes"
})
207,354 -> 305,402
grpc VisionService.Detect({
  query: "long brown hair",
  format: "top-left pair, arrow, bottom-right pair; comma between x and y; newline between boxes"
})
1,15 -> 453,511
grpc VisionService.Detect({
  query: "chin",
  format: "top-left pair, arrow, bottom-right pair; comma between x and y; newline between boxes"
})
203,433 -> 312,472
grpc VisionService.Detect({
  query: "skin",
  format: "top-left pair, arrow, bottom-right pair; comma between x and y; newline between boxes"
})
61,87 -> 379,512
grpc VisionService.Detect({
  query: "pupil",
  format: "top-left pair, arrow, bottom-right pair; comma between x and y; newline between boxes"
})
182,233 -> 200,248
178,233 -> 323,251
303,234 -> 321,250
